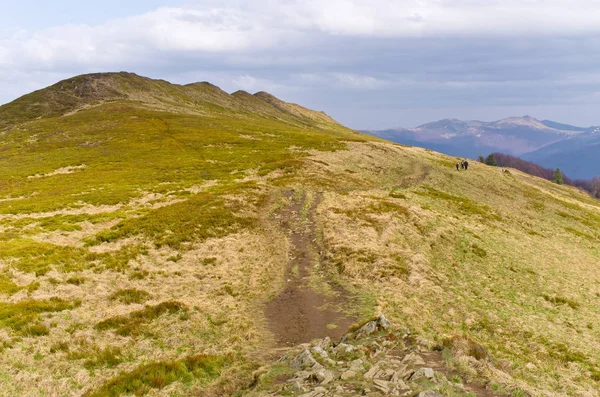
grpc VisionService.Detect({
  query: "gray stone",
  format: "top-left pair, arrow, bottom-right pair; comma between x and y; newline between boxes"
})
349,358 -> 364,371
288,380 -> 305,393
341,369 -> 360,380
333,343 -> 355,355
410,367 -> 436,382
312,346 -> 329,359
401,352 -> 425,366
313,369 -> 335,385
373,379 -> 390,394
364,364 -> 381,380
378,314 -> 391,329
315,336 -> 332,350
292,349 -> 318,370
355,320 -> 378,338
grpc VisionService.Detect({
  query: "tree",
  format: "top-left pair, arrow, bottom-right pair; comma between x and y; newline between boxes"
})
553,168 -> 564,185
477,155 -> 485,163
485,154 -> 497,166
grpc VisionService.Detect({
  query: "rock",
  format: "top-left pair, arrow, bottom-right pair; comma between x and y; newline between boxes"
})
410,367 -> 436,382
288,380 -> 305,393
355,320 -> 378,338
416,391 -> 444,397
525,362 -> 537,370
291,349 -> 317,370
401,352 -> 425,366
349,358 -> 364,371
312,346 -> 329,359
341,369 -> 360,380
373,379 -> 390,394
333,343 -> 355,356
353,312 -> 393,339
390,375 -> 410,391
364,364 -> 381,380
315,336 -> 332,350
313,369 -> 335,385
378,314 -> 391,329
325,358 -> 337,366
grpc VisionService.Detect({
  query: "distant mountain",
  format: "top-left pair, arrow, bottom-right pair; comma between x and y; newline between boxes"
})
522,127 -> 600,179
364,116 -> 599,178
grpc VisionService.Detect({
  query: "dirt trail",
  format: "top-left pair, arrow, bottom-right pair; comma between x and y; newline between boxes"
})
266,190 -> 355,347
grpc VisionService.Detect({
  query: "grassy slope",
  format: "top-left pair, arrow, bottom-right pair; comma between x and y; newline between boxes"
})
0,73 -> 598,396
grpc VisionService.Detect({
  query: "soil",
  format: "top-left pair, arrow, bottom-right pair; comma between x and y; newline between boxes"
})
265,190 -> 356,347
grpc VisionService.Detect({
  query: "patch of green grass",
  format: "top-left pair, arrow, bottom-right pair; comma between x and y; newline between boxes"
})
415,186 -> 501,221
110,288 -> 152,304
0,298 -> 80,335
0,274 -> 22,295
88,245 -> 148,272
66,276 -> 86,286
0,239 -> 91,275
85,354 -> 231,397
95,301 -> 187,336
89,193 -> 256,249
542,294 -> 579,309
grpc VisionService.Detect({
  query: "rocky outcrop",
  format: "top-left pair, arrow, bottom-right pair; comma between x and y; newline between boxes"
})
252,315 -> 488,396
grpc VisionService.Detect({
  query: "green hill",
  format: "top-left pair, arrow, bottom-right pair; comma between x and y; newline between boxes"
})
0,73 -> 599,397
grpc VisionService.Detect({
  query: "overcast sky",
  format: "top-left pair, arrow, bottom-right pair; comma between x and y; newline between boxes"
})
1,0 -> 600,129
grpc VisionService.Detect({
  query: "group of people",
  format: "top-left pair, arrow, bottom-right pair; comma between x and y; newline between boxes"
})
456,159 -> 469,171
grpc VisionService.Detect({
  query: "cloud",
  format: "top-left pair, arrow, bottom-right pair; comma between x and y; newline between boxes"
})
1,1 -> 600,128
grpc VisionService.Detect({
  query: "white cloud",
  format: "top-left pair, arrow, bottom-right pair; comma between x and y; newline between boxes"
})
2,1 -> 600,127
2,0 -> 600,72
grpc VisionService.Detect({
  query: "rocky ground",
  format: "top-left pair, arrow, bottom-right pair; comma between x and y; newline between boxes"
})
247,315 -> 509,397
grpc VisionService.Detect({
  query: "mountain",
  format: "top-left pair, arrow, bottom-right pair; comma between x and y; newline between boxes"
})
522,127 -> 600,179
1,73 -> 600,397
365,116 -> 599,178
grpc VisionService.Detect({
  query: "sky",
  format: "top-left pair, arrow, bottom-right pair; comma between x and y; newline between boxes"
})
1,0 -> 600,129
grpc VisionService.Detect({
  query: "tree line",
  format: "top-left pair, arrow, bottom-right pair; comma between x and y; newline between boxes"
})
478,153 -> 600,199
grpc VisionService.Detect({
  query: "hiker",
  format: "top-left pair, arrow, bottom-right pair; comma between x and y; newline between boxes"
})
464,160 -> 469,170
456,163 -> 460,171
460,160 -> 465,170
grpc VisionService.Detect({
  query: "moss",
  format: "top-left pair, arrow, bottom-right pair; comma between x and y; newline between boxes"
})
95,301 -> 187,336
82,346 -> 125,370
110,288 -> 152,304
0,298 -> 80,335
0,274 -> 22,295
85,354 -> 231,397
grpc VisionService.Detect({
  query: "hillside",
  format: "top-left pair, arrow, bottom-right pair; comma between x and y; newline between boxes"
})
0,73 -> 599,397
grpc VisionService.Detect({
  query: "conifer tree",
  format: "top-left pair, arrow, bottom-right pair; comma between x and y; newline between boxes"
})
553,168 -> 564,185
485,154 -> 497,166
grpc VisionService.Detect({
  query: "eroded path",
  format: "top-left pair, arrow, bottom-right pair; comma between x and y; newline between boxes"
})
265,190 -> 356,346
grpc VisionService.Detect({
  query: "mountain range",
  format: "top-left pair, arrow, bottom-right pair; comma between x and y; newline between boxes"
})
364,117 -> 600,179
